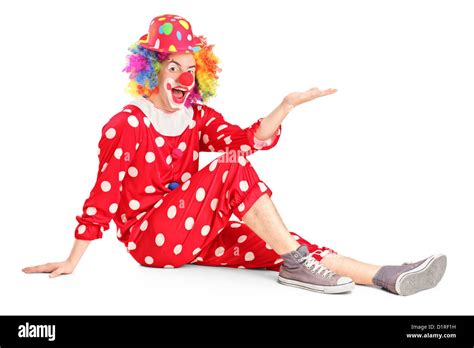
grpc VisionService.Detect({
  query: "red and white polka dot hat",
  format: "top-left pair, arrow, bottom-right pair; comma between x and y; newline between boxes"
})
138,14 -> 204,53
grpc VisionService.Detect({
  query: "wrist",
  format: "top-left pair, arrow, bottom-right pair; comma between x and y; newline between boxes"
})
280,99 -> 295,114
66,257 -> 78,268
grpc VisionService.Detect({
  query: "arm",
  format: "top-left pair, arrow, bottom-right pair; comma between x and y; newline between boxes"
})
198,105 -> 283,153
255,87 -> 338,140
199,87 -> 337,153
22,110 -> 141,277
254,101 -> 293,141
74,111 -> 140,240
22,239 -> 91,278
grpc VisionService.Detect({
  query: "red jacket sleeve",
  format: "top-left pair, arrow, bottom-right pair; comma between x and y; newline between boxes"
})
197,105 -> 281,154
74,111 -> 141,240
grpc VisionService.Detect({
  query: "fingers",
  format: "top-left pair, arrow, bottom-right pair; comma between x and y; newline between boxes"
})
22,263 -> 58,274
308,87 -> 337,97
323,88 -> 338,95
49,269 -> 63,278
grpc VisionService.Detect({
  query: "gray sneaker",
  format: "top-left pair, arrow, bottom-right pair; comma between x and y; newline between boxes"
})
278,245 -> 355,294
373,254 -> 447,296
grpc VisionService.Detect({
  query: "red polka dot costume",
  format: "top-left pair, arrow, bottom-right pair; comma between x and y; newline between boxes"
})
74,98 -> 336,270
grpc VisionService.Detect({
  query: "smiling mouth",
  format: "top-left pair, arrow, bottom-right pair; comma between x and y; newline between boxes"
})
172,87 -> 187,103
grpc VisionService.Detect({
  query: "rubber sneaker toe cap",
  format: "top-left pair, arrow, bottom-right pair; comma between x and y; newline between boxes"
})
337,276 -> 354,285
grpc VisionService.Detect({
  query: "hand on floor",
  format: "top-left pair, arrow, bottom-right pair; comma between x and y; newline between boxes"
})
22,260 -> 76,278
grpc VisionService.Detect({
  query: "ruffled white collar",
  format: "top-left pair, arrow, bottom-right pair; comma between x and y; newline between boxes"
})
128,97 -> 194,136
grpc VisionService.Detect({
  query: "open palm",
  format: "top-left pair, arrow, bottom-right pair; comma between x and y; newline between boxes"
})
284,87 -> 337,108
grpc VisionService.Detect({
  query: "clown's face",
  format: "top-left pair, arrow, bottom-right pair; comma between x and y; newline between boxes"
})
157,53 -> 196,111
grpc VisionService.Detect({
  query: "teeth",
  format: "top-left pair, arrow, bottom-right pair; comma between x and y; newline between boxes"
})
174,87 -> 186,92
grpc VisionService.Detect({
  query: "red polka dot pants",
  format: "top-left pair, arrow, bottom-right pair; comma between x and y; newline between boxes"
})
128,155 -> 335,270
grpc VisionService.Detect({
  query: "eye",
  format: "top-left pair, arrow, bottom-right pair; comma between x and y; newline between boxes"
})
167,63 -> 181,73
188,69 -> 196,75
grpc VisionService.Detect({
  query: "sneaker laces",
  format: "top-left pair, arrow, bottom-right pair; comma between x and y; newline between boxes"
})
299,252 -> 336,278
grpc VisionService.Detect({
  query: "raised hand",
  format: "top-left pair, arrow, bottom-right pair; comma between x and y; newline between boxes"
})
283,87 -> 338,109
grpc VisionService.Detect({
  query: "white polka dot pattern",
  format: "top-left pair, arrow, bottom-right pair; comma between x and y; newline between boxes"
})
145,152 -> 155,163
145,186 -> 156,193
76,104 -> 288,268
196,188 -> 206,202
185,217 -> 194,230
178,142 -> 187,151
127,115 -> 139,127
129,200 -> 140,210
155,137 -> 165,147
181,172 -> 191,182
140,220 -> 148,231
101,181 -> 111,192
181,180 -> 191,191
238,156 -> 246,166
155,233 -> 165,246
209,160 -> 218,172
210,198 -> 218,211
145,256 -> 154,265
216,125 -> 228,132
222,171 -> 228,183
174,244 -> 183,255
237,235 -> 247,243
215,247 -> 225,257
128,167 -> 138,177
201,225 -> 210,236
114,148 -> 123,159
109,203 -> 118,214
105,128 -> 116,139
167,206 -> 177,219
245,252 -> 255,261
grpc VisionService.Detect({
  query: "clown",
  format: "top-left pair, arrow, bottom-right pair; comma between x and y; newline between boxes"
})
23,14 -> 447,296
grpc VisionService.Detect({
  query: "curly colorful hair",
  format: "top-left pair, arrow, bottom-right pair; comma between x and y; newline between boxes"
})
122,36 -> 221,107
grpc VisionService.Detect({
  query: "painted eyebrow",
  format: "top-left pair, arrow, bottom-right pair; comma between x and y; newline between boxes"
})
168,60 -> 196,69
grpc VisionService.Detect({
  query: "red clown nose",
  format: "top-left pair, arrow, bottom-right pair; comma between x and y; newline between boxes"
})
178,72 -> 194,87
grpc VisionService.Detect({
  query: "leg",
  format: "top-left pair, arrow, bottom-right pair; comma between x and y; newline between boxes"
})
320,254 -> 381,285
321,253 -> 447,295
233,176 -> 446,295
128,154 -> 282,268
242,193 -> 300,255
195,220 -> 334,270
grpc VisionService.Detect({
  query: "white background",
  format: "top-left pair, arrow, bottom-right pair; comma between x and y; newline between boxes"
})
0,0 -> 473,315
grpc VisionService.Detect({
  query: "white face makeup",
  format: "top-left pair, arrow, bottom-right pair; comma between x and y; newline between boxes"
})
158,55 -> 196,110
164,76 -> 195,109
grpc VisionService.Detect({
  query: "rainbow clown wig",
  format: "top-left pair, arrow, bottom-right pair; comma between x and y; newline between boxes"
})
122,36 -> 221,108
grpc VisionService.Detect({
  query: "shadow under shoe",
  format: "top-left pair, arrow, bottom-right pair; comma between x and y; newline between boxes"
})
278,245 -> 355,294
